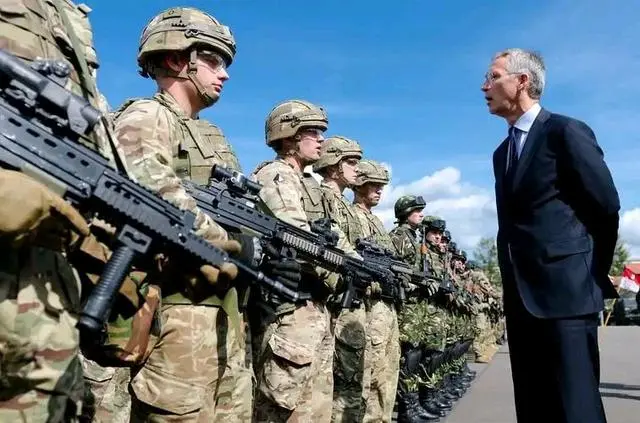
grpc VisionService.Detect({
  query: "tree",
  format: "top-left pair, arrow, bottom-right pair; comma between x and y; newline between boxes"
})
610,237 -> 631,276
473,236 -> 502,286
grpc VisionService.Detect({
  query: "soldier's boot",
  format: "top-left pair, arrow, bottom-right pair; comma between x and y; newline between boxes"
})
433,388 -> 454,409
451,371 -> 471,388
418,387 -> 448,417
442,375 -> 464,399
462,362 -> 477,379
397,391 -> 441,422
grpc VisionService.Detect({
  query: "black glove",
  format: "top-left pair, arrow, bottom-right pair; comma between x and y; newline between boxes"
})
227,233 -> 262,268
260,242 -> 303,305
309,218 -> 339,247
438,276 -> 455,294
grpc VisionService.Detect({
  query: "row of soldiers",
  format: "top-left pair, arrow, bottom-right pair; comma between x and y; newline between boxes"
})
0,2 -> 503,423
389,199 -> 506,421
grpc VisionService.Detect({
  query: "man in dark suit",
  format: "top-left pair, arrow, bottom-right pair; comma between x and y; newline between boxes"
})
483,48 -> 620,423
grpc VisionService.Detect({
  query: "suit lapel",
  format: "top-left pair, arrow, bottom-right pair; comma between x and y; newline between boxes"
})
512,108 -> 550,190
494,139 -> 508,195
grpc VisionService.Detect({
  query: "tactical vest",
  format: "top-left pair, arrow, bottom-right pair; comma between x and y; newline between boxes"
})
113,94 -> 241,185
360,208 -> 393,251
321,186 -> 363,246
300,172 -> 330,223
0,0 -> 99,102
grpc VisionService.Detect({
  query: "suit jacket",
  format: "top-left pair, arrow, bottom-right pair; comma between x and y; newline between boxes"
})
493,108 -> 620,319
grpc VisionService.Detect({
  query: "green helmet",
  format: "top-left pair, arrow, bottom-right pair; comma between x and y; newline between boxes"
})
265,100 -> 328,145
353,159 -> 390,186
442,230 -> 451,242
422,215 -> 446,232
138,7 -> 236,74
312,136 -> 362,172
394,195 -> 426,220
448,241 -> 458,253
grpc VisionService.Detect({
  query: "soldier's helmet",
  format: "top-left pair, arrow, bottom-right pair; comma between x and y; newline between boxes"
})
138,7 -> 236,76
394,195 -> 426,220
422,215 -> 446,232
467,260 -> 479,270
459,250 -> 468,262
353,160 -> 390,186
265,100 -> 328,146
448,241 -> 458,253
442,230 -> 451,242
312,136 -> 362,172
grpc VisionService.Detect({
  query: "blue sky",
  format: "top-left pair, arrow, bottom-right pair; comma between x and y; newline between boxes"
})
87,0 -> 640,253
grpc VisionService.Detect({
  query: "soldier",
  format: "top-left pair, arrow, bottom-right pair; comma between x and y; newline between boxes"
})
251,100 -> 338,422
389,196 -> 443,422
352,160 -> 401,423
0,3 -> 237,423
312,136 -> 372,422
111,7 -> 284,422
0,2 -> 120,422
466,261 -> 499,363
389,196 -> 426,268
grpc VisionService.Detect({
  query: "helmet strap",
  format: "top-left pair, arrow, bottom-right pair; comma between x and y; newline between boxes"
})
184,50 -> 217,107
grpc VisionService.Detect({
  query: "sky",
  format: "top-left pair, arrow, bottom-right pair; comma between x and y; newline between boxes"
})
86,0 -> 640,259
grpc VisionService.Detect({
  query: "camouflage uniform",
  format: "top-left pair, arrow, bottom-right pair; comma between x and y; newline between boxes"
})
469,266 -> 499,362
251,100 -> 336,422
352,160 -> 400,423
313,137 -> 370,422
112,8 -> 252,422
390,196 -> 443,421
0,2 -> 127,422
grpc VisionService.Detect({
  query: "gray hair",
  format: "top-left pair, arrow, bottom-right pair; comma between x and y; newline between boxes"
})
495,48 -> 546,99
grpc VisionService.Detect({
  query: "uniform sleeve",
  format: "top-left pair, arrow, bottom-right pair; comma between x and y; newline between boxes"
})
113,101 -> 227,241
253,165 -> 311,231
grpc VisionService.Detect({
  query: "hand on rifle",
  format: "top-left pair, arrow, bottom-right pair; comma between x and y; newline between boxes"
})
0,170 -> 90,246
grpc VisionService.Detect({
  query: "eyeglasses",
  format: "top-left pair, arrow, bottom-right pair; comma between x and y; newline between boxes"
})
483,71 -> 521,86
298,128 -> 324,140
197,51 -> 227,71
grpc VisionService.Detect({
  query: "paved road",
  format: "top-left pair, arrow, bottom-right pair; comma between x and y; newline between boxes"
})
444,326 -> 640,423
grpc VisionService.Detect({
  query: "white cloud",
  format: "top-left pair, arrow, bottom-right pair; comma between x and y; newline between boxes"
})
620,209 -> 640,258
369,166 -> 497,254
369,169 -> 640,260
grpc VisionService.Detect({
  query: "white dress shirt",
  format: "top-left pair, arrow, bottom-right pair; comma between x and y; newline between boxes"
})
510,102 -> 542,159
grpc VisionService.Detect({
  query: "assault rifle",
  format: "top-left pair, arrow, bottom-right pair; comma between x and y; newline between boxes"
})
0,49 -> 299,338
182,165 -> 396,308
353,238 -> 421,305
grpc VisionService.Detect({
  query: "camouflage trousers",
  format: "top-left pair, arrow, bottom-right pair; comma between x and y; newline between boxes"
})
331,303 -> 369,423
0,247 -> 85,423
363,300 -> 399,423
472,312 -> 497,361
79,356 -> 131,423
253,300 -> 334,422
129,304 -> 252,423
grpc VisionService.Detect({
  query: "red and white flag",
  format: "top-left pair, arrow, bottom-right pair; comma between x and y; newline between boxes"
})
619,266 -> 640,293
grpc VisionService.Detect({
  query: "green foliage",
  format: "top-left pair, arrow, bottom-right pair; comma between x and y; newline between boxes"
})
473,237 -> 502,286
610,237 -> 631,276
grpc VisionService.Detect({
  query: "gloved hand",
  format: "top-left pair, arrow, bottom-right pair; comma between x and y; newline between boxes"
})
177,239 -> 240,295
260,242 -> 302,306
227,233 -> 262,268
261,242 -> 301,289
0,170 -> 90,244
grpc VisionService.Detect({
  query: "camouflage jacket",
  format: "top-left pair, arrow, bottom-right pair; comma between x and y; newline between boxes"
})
113,91 -> 235,241
389,223 -> 421,270
353,203 -> 393,251
0,0 -> 127,171
320,182 -> 364,247
252,159 -> 355,255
